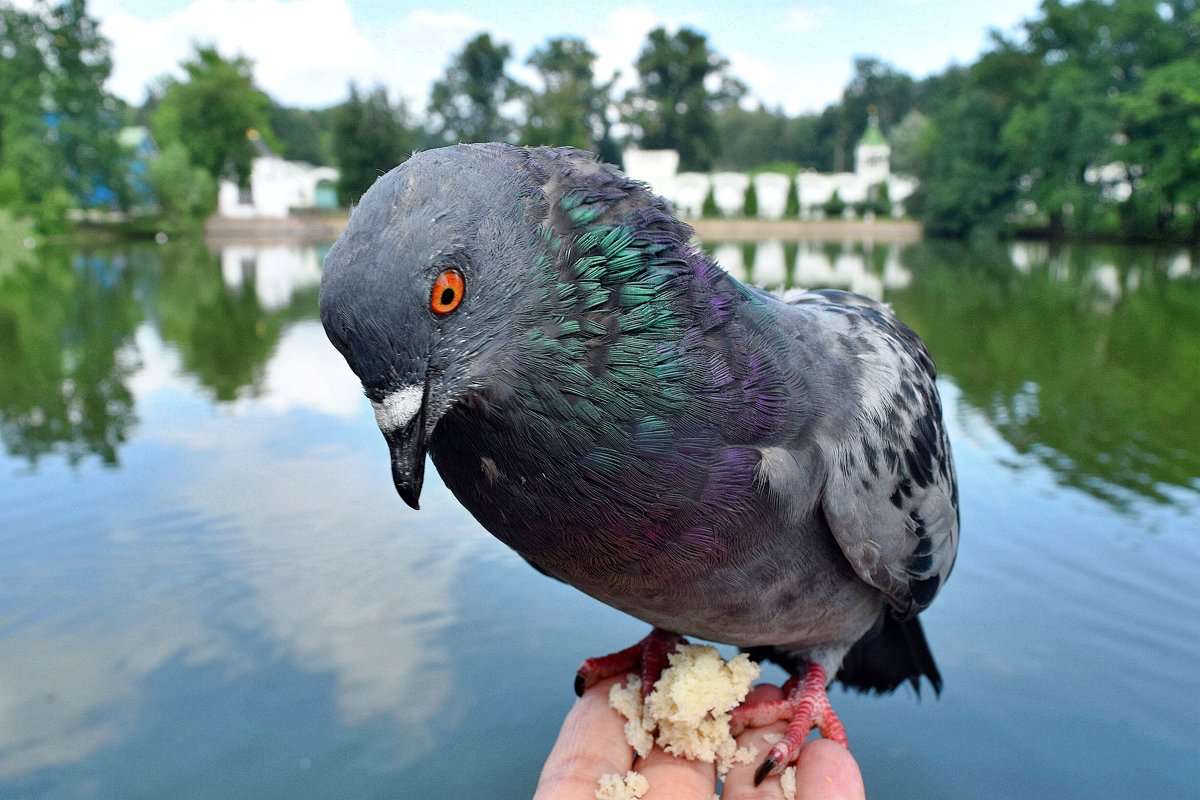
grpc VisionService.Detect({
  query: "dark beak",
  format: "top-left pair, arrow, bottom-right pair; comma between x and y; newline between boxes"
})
385,397 -> 428,510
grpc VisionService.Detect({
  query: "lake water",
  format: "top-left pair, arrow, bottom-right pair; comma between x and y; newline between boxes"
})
1,236 -> 1197,799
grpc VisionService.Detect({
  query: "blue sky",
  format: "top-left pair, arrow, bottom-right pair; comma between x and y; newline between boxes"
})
87,0 -> 1042,114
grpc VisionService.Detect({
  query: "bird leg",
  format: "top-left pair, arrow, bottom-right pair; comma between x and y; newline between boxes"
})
729,663 -> 849,785
574,628 -> 687,699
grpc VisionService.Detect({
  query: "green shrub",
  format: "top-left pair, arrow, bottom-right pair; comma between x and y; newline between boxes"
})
742,181 -> 758,218
823,189 -> 846,218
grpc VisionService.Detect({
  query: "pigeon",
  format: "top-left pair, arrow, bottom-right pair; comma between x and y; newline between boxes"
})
319,143 -> 959,781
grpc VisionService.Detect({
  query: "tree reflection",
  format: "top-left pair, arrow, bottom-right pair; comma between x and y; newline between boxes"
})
0,247 -> 141,467
892,240 -> 1200,508
708,236 -> 1199,507
3,234 -> 1196,509
152,240 -> 289,402
0,239 -> 322,468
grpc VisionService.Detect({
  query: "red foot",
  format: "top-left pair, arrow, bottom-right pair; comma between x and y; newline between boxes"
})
729,663 -> 849,785
574,629 -> 687,699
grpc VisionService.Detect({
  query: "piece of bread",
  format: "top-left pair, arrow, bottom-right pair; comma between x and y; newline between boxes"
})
608,644 -> 761,777
594,770 -> 650,800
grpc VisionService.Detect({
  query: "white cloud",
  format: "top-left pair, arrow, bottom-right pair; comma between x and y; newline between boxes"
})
590,7 -> 659,90
726,49 -> 778,105
97,0 -> 372,106
781,5 -> 831,33
176,413 -> 489,760
253,321 -> 364,419
373,9 -> 493,110
0,596 -> 226,778
95,0 -> 495,110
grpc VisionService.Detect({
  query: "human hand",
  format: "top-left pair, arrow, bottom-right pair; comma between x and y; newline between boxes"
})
534,677 -> 866,799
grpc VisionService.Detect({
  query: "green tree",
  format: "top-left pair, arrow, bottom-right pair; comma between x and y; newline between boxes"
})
887,110 -> 933,177
0,0 -> 123,229
840,58 -> 916,137
1117,59 -> 1200,239
268,101 -> 328,165
784,178 -> 800,218
43,0 -> 125,207
522,37 -> 614,155
990,3 -> 1121,237
428,33 -> 522,145
0,5 -> 45,172
331,83 -> 417,206
957,0 -> 1200,239
866,181 -> 892,217
146,141 -> 216,228
151,45 -> 274,187
914,89 -> 1017,237
714,104 -> 790,170
624,27 -> 744,171
781,113 -> 824,170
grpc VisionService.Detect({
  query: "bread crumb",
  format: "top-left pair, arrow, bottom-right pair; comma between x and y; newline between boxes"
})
608,675 -> 655,756
595,770 -> 649,800
762,732 -> 784,745
780,765 -> 797,800
608,644 -> 761,777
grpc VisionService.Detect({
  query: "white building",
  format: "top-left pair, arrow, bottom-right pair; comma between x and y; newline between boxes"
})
622,116 -> 917,220
796,116 -> 917,218
217,131 -> 339,219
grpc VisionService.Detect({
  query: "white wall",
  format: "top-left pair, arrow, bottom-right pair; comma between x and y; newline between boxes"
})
218,158 -> 340,219
711,172 -> 750,217
753,173 -> 791,220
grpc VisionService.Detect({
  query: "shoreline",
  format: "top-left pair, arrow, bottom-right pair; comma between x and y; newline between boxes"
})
204,213 -> 923,244
689,218 -> 922,242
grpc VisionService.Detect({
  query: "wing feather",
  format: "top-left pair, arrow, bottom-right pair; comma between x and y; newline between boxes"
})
787,289 -> 959,618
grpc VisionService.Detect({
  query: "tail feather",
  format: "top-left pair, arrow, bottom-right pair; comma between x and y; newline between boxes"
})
835,613 -> 942,695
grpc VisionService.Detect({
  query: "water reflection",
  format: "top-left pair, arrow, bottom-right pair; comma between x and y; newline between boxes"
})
219,243 -> 326,313
2,237 -> 1197,505
0,241 -> 327,469
0,594 -> 227,779
698,237 -> 1200,507
703,239 -> 914,298
890,241 -> 1199,508
0,244 -> 488,783
169,382 -> 475,765
0,248 -> 141,466
0,236 -> 1197,798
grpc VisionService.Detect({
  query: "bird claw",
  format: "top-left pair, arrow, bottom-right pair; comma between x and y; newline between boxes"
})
574,629 -> 687,698
753,755 -> 778,786
732,663 -> 849,786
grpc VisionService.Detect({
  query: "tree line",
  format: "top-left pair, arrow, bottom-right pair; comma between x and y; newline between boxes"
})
2,0 -> 1198,241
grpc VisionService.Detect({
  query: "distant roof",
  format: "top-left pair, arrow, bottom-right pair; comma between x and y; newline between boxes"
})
859,117 -> 887,147
247,128 -> 278,158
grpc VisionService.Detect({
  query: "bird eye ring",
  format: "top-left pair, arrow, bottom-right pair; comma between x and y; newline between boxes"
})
430,269 -> 465,315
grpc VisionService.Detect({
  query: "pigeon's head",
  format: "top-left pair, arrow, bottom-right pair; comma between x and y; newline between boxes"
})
319,144 -> 547,509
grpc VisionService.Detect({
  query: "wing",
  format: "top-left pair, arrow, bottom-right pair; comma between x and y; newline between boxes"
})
787,289 -> 959,619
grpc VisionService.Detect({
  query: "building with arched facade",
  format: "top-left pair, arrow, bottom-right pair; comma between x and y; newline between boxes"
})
217,130 -> 340,220
622,116 -> 917,220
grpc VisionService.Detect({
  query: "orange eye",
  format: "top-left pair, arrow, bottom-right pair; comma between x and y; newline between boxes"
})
430,269 -> 465,315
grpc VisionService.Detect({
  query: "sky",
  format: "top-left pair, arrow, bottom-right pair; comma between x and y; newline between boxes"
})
85,0 -> 1043,116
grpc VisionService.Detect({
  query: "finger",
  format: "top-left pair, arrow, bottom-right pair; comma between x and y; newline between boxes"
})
791,740 -> 865,800
722,685 -> 788,800
534,676 -> 636,800
636,745 -> 717,800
